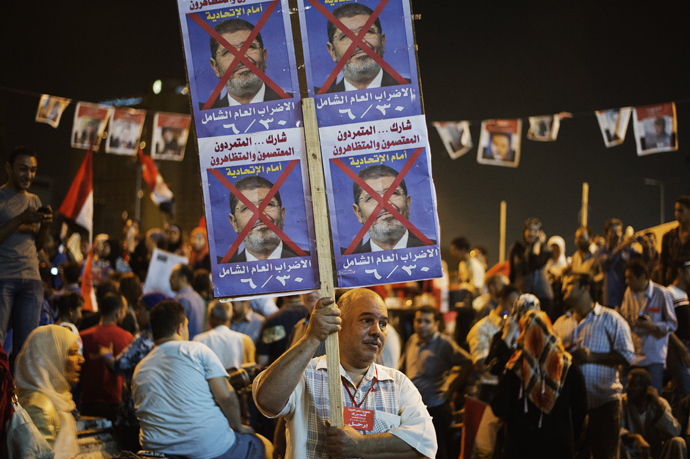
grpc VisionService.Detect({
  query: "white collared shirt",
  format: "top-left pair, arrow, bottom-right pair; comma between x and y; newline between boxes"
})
253,356 -> 436,459
226,83 -> 266,106
343,69 -> 384,91
246,241 -> 283,261
370,230 -> 409,252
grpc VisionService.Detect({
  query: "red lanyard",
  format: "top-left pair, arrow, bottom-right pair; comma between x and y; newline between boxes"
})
341,367 -> 378,408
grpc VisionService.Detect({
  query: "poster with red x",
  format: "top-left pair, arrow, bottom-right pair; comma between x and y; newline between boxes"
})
298,0 -> 442,288
179,0 -> 300,138
178,0 -> 318,298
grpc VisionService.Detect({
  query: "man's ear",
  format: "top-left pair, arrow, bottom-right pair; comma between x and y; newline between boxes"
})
327,42 -> 337,63
353,203 -> 364,224
210,57 -> 221,79
229,213 -> 240,233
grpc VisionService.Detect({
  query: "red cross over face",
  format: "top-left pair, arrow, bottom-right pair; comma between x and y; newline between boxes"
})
353,175 -> 410,246
210,29 -> 268,98
326,14 -> 386,86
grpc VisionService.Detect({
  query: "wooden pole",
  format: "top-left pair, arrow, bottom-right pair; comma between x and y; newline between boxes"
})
499,201 -> 507,262
302,98 -> 343,427
581,182 -> 589,227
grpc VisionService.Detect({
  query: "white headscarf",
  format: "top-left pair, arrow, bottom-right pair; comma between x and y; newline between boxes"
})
545,235 -> 567,277
14,325 -> 79,459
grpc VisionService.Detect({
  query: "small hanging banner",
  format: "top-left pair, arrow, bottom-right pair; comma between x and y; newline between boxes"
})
71,102 -> 113,151
433,121 -> 473,159
595,107 -> 631,148
35,94 -> 70,129
632,102 -> 678,156
477,119 -> 521,168
151,112 -> 191,161
527,113 -> 565,142
105,108 -> 146,156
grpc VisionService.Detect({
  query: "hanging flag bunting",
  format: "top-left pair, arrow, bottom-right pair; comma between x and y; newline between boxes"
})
151,112 -> 191,161
527,112 -> 570,142
35,94 -> 70,128
138,149 -> 175,215
71,102 -> 113,151
595,107 -> 631,148
633,102 -> 678,156
433,121 -> 473,159
58,149 -> 94,235
477,119 -> 522,168
105,108 -> 146,156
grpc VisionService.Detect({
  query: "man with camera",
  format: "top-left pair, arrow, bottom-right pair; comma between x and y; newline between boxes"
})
132,300 -> 272,459
0,146 -> 52,369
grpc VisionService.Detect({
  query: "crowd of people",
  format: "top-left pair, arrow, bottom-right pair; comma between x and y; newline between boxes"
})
2,145 -> 690,459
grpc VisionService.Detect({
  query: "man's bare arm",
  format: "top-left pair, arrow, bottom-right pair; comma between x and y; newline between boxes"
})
326,423 -> 428,459
208,376 -> 253,434
253,298 -> 340,416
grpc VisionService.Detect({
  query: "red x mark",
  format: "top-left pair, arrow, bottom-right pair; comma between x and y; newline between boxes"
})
189,1 -> 290,110
332,147 -> 433,255
209,160 -> 307,263
308,0 -> 408,95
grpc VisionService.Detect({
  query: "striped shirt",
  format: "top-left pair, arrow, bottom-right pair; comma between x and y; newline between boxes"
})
553,304 -> 635,409
254,356 -> 437,459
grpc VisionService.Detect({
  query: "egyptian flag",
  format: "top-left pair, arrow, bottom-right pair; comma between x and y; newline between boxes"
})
58,149 -> 93,235
138,149 -> 175,216
58,149 -> 97,311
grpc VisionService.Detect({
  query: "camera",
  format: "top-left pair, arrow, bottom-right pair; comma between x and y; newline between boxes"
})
227,364 -> 264,392
37,206 -> 50,214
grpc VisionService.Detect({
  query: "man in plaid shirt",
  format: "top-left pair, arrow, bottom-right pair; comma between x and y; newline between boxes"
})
556,270 -> 635,459
253,288 -> 436,459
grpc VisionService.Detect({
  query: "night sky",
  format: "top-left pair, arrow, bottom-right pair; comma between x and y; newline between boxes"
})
1,1 -> 688,267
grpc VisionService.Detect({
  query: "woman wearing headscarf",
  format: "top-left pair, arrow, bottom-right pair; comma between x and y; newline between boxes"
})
545,235 -> 568,319
188,226 -> 211,272
492,310 -> 587,459
14,325 -> 84,459
509,218 -> 555,321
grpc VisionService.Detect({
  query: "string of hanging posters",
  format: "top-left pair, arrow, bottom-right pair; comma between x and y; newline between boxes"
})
34,94 -> 191,162
433,101 -> 679,168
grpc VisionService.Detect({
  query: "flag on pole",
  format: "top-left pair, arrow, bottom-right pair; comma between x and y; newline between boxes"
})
58,149 -> 96,311
58,149 -> 93,235
138,149 -> 175,215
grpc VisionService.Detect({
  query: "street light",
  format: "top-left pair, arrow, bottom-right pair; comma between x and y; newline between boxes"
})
644,178 -> 664,225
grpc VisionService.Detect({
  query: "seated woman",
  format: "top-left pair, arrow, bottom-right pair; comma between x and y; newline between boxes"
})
492,310 -> 587,459
14,325 -> 84,459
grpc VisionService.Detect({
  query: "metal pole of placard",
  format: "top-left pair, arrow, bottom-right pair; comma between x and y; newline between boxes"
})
302,98 -> 344,427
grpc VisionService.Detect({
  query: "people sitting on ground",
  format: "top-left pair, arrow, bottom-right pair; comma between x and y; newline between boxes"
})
14,325 -> 84,458
193,299 -> 256,371
79,293 -> 133,421
101,291 -> 170,453
132,300 -> 272,459
620,368 -> 686,459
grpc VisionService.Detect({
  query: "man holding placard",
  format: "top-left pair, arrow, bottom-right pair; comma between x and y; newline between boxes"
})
253,288 -> 436,459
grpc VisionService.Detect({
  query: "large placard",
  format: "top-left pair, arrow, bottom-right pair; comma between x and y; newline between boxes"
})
177,0 -> 319,297
297,0 -> 442,288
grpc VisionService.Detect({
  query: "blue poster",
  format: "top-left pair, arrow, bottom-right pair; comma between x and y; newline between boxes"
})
297,0 -> 441,288
177,0 -> 318,298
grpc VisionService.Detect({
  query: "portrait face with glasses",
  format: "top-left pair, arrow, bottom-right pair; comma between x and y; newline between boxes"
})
210,28 -> 268,102
352,174 -> 411,247
229,185 -> 286,257
326,13 -> 386,87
